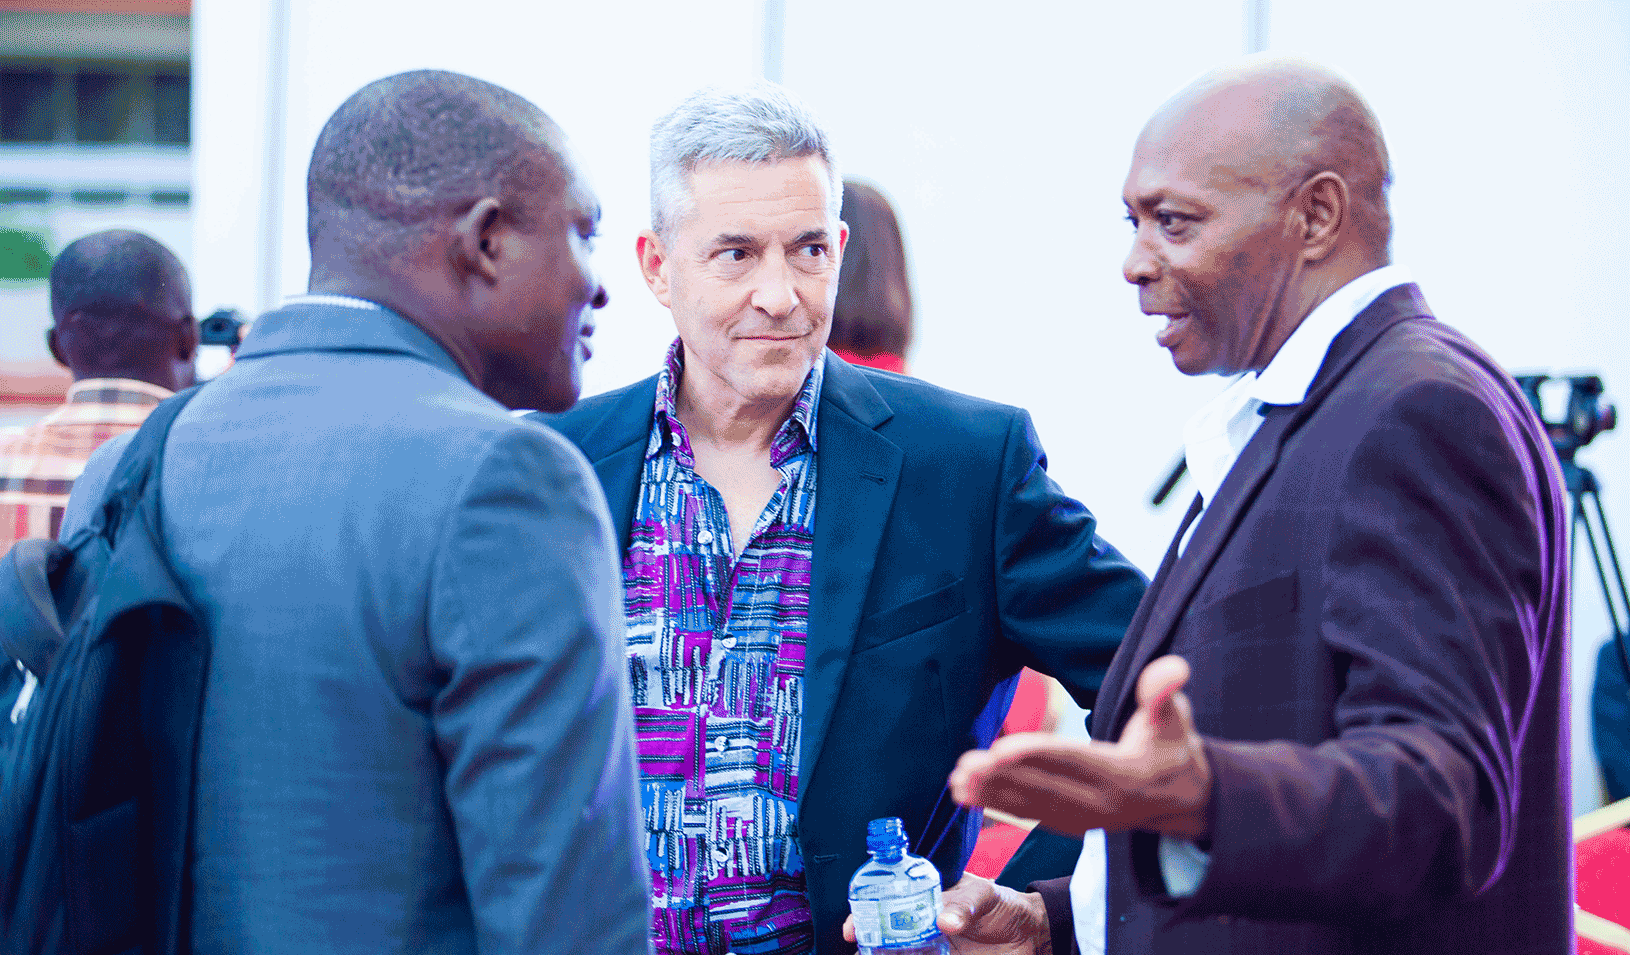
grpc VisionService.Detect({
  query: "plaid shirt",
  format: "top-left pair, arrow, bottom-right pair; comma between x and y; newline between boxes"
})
0,378 -> 171,549
628,340 -> 823,955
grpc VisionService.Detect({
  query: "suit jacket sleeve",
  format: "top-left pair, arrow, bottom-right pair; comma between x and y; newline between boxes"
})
992,409 -> 1147,709
427,424 -> 651,955
1031,876 -> 1078,954
1170,377 -> 1557,925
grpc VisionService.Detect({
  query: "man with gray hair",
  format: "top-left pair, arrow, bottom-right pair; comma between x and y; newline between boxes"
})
536,83 -> 1145,954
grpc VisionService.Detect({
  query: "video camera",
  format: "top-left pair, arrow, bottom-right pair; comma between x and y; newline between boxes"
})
1514,374 -> 1617,463
198,308 -> 246,353
195,307 -> 246,381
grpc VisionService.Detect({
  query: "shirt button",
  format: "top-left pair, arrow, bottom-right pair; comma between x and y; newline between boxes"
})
714,735 -> 729,751
697,529 -> 714,545
721,636 -> 737,649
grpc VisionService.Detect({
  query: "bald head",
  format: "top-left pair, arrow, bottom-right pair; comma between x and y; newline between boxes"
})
1123,57 -> 1397,377
47,229 -> 196,390
1141,56 -> 1393,253
306,69 -> 568,267
50,229 -> 190,323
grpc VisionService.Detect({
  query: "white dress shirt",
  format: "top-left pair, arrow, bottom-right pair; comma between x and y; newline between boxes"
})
1071,264 -> 1413,955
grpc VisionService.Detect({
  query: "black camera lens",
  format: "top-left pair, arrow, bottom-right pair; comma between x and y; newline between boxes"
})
198,309 -> 244,349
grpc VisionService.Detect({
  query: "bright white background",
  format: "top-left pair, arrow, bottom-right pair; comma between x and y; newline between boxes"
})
193,0 -> 1630,815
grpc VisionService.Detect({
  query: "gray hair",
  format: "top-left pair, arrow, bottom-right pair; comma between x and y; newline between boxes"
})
649,83 -> 841,238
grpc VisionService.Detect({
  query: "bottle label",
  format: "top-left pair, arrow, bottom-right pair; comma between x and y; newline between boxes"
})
851,885 -> 943,948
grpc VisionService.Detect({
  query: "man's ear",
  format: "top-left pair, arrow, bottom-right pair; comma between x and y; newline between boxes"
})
1298,172 -> 1348,264
178,314 -> 198,363
451,197 -> 505,285
636,230 -> 673,307
835,220 -> 850,267
45,326 -> 66,369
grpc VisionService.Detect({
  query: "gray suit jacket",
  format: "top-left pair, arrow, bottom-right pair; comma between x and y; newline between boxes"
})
63,300 -> 650,955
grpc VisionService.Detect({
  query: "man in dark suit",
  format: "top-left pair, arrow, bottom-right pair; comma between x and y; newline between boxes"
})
535,84 -> 1146,954
931,56 -> 1571,954
60,71 -> 649,954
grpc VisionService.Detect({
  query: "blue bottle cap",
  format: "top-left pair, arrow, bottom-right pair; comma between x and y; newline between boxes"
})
866,816 -> 907,854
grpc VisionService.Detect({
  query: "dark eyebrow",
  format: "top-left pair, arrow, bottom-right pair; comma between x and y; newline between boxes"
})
710,233 -> 756,248
793,229 -> 830,246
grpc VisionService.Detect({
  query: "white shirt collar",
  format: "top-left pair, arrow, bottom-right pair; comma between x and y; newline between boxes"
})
1182,264 -> 1412,506
283,293 -> 388,313
1249,263 -> 1412,407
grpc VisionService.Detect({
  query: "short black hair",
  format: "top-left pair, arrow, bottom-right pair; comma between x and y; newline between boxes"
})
49,228 -> 189,323
306,69 -> 563,262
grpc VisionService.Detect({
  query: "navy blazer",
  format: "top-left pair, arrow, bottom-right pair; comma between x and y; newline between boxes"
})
536,352 -> 1146,951
1037,285 -> 1572,954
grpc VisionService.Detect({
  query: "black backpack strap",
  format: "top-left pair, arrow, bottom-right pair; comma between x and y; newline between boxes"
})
1,386 -> 202,677
88,385 -> 202,549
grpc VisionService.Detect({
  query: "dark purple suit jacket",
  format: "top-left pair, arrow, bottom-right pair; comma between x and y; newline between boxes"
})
1037,284 -> 1572,953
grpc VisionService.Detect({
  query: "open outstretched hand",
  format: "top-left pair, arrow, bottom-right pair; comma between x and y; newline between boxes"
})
948,655 -> 1212,840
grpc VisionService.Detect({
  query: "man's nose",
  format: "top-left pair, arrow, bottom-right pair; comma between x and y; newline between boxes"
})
750,256 -> 798,318
1123,232 -> 1158,286
590,285 -> 608,309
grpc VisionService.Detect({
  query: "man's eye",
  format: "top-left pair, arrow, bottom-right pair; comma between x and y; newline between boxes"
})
1154,211 -> 1188,234
801,244 -> 828,257
717,249 -> 748,263
1124,212 -> 1139,229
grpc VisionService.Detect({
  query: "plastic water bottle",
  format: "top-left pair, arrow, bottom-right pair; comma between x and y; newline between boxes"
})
847,817 -> 950,955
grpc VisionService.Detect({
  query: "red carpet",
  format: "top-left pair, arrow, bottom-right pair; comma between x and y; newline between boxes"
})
1578,827 -> 1630,953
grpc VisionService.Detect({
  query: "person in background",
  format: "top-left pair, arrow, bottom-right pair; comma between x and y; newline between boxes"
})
0,229 -> 195,550
899,55 -> 1570,955
60,70 -> 648,955
0,228 -> 196,774
1595,638 -> 1630,803
536,83 -> 1145,955
829,179 -> 913,373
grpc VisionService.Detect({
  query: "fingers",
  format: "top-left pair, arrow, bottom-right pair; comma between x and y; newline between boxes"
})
937,873 -> 996,936
842,914 -> 856,943
949,748 -> 996,805
949,734 -> 1046,804
1135,654 -> 1192,734
950,735 -> 1104,808
950,737 -> 1116,837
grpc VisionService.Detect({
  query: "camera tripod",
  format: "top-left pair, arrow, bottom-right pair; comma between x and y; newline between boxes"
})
1563,458 -> 1630,684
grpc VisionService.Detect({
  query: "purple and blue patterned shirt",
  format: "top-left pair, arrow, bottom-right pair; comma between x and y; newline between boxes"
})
626,340 -> 824,955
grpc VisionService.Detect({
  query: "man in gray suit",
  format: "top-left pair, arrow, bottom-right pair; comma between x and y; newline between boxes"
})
61,70 -> 650,954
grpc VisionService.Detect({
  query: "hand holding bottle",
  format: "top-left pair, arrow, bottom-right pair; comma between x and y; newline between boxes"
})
844,872 -> 1051,955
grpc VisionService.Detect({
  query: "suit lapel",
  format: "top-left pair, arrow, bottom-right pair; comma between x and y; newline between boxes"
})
1100,284 -> 1434,737
594,447 -> 644,554
1103,407 -> 1299,735
1090,494 -> 1201,739
798,355 -> 902,797
575,377 -> 657,553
